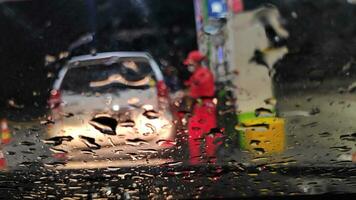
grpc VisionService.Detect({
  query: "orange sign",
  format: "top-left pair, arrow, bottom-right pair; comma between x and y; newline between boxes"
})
0,119 -> 11,144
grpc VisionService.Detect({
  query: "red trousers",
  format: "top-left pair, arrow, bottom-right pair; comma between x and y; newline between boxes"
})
188,99 -> 222,165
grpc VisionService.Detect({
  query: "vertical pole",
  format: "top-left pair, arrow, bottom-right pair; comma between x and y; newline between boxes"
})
86,0 -> 97,52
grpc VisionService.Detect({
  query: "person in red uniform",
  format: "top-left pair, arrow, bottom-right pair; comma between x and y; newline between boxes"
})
183,50 -> 222,165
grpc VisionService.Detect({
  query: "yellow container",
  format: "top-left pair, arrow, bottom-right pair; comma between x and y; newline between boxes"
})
237,117 -> 285,154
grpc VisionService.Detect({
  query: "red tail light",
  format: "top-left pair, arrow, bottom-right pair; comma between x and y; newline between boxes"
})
156,80 -> 170,110
52,153 -> 68,160
48,89 -> 62,109
157,139 -> 176,148
156,80 -> 169,98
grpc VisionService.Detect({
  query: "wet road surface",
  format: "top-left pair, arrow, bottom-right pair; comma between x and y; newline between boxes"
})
2,88 -> 356,198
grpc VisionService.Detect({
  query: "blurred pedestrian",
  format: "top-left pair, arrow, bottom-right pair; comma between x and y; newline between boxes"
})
163,66 -> 181,93
183,50 -> 222,165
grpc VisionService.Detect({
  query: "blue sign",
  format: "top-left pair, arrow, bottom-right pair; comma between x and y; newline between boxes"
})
208,0 -> 227,19
218,46 -> 224,64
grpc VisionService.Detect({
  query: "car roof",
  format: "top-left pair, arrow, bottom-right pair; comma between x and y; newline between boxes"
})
68,51 -> 152,64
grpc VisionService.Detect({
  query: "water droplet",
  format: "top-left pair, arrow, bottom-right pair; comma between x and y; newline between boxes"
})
45,54 -> 56,65
117,173 -> 131,179
37,155 -> 49,159
250,140 -> 261,146
247,173 -> 259,177
61,112 -> 74,118
137,149 -> 158,154
309,107 -> 320,115
118,120 -> 135,128
6,151 -> 16,155
156,139 -> 176,146
89,116 -> 117,135
242,122 -> 269,131
40,119 -> 55,125
8,99 -> 24,109
143,123 -> 156,135
251,157 -> 268,162
143,110 -> 160,119
330,146 -> 351,152
255,107 -> 273,117
140,173 -> 154,178
340,133 -> 356,141
81,149 -> 95,155
318,132 -> 331,137
347,82 -> 356,92
126,153 -> 139,160
79,135 -> 101,149
128,97 -> 140,105
44,136 -> 74,146
44,162 -> 66,167
108,137 -> 116,147
50,147 -> 68,154
114,149 -> 123,154
19,141 -> 36,146
291,11 -> 298,18
253,148 -> 265,155
164,161 -> 183,166
21,150 -> 35,154
301,122 -> 318,128
125,138 -> 149,146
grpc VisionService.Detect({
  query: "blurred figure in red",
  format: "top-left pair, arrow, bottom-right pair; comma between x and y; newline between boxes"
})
183,50 -> 222,165
0,119 -> 10,171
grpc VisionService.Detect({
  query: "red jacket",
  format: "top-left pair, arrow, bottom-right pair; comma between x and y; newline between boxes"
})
186,66 -> 215,98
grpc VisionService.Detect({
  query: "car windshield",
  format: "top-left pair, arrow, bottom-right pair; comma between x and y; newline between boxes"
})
2,0 -> 356,199
61,57 -> 153,93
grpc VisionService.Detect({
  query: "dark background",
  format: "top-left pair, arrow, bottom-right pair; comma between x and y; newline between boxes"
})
242,0 -> 356,82
1,0 -> 356,119
0,0 -> 196,119
273,0 -> 356,83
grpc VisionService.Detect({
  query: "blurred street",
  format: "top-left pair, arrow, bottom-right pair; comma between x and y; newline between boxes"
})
1,80 -> 356,198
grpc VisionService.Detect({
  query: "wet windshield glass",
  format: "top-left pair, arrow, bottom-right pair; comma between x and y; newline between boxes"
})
2,0 -> 356,199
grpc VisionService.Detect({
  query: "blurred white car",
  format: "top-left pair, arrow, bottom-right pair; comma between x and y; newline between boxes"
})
46,52 -> 176,168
